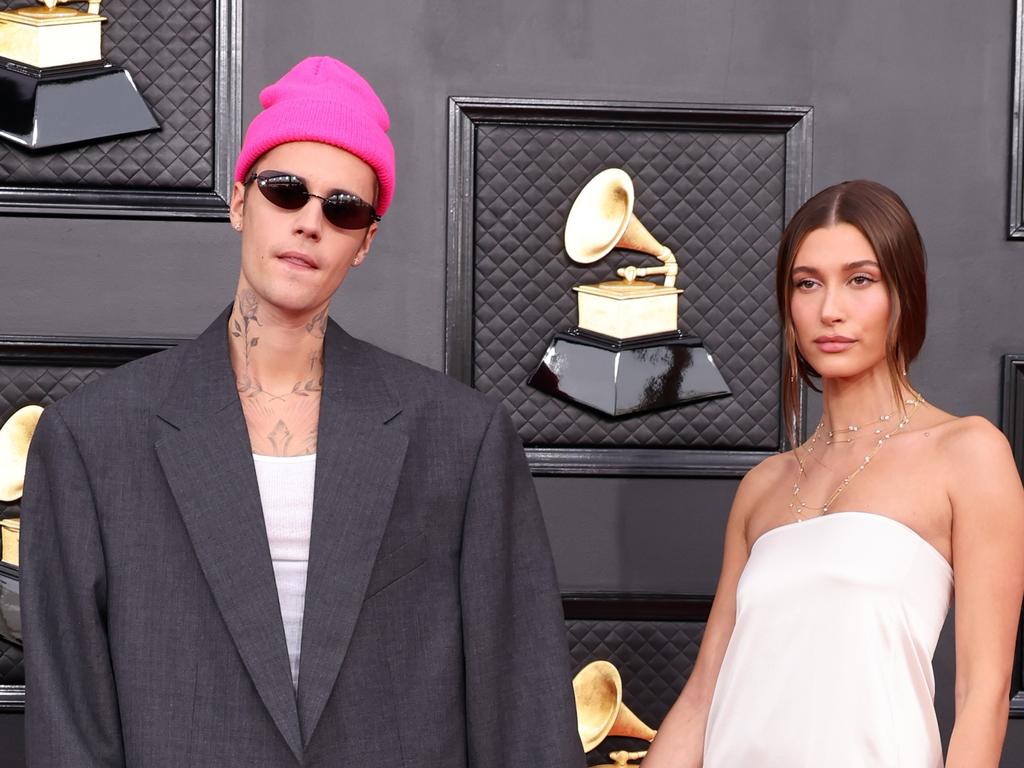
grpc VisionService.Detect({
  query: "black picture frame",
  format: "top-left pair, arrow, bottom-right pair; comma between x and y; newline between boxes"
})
1010,0 -> 1024,238
0,335 -> 184,713
0,0 -> 242,220
445,96 -> 812,476
562,592 -> 712,622
1001,354 -> 1024,716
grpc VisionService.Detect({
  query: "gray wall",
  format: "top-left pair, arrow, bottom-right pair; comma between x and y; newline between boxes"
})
2,0 -> 1023,762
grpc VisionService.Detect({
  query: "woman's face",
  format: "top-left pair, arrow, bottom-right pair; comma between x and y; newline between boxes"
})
789,223 -> 892,381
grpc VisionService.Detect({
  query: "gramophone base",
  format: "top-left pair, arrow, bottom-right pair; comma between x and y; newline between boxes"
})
0,518 -> 18,568
0,56 -> 159,150
527,328 -> 731,418
574,282 -> 682,340
0,9 -> 104,69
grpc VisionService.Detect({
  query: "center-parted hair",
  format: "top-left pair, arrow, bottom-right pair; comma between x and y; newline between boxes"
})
776,179 -> 928,445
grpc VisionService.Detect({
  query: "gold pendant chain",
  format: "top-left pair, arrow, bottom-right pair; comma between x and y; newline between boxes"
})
789,394 -> 925,521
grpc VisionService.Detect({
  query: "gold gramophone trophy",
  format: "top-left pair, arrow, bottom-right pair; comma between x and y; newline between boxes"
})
0,0 -> 159,149
528,168 -> 729,417
574,660 -> 657,767
0,404 -> 43,568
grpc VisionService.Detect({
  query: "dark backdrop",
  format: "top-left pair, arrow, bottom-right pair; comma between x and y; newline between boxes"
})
2,0 -> 1022,764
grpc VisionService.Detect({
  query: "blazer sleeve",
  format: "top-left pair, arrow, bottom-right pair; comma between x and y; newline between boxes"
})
459,402 -> 586,768
20,406 -> 126,767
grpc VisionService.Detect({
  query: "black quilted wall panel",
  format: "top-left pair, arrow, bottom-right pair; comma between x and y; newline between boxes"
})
0,365 -> 105,408
0,641 -> 23,686
0,0 -> 214,189
470,120 -> 787,450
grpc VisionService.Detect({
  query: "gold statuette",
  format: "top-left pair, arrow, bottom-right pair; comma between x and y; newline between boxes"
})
565,168 -> 682,340
527,166 -> 731,417
0,404 -> 43,503
0,518 -> 19,567
573,659 -> 657,763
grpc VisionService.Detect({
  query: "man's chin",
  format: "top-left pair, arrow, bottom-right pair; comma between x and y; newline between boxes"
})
251,291 -> 330,320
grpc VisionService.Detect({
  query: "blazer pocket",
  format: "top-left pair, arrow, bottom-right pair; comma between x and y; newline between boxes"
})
364,534 -> 427,600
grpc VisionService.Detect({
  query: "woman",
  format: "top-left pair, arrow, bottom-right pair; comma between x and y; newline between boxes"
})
642,180 -> 1024,767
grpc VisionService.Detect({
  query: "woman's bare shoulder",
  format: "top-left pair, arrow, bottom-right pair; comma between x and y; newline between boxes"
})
931,412 -> 1009,459
748,449 -> 797,483
926,412 -> 1021,511
734,450 -> 796,510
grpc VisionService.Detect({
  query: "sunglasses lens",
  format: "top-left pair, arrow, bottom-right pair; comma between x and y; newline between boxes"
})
323,196 -> 375,230
258,175 -> 308,210
253,172 -> 378,229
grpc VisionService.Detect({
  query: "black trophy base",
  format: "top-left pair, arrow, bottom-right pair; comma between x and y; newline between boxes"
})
527,328 -> 731,418
0,56 -> 159,150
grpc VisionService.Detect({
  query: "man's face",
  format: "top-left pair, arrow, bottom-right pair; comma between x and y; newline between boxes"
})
229,141 -> 379,318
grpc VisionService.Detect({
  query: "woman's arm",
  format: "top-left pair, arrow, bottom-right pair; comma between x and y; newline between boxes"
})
944,417 -> 1024,768
640,458 -> 775,768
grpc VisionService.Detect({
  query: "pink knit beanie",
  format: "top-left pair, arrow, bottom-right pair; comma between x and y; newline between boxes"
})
234,56 -> 395,216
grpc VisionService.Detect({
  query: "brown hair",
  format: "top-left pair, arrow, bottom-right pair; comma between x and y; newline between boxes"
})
776,179 -> 927,446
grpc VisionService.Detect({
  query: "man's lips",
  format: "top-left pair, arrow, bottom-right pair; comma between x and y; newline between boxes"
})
276,251 -> 317,270
814,335 -> 856,353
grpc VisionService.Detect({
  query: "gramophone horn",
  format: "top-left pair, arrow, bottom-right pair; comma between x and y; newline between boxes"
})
564,168 -> 674,267
573,660 -> 657,753
565,169 -> 634,265
0,404 -> 44,502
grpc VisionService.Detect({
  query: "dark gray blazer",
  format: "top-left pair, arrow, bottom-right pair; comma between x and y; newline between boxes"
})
20,309 -> 585,768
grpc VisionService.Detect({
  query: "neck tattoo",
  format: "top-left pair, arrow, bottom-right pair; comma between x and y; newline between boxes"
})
230,288 -> 325,400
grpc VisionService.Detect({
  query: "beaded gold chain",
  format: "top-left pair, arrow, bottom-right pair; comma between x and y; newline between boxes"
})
824,407 -> 902,444
789,393 -> 925,521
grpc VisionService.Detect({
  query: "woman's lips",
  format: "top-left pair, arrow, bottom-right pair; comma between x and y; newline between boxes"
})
814,336 -> 856,353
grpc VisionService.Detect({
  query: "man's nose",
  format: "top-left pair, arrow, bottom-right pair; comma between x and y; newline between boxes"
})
292,197 -> 324,240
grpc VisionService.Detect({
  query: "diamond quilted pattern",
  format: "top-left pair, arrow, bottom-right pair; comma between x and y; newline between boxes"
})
0,639 -> 23,684
568,619 -> 703,731
473,124 -> 784,449
0,0 -> 215,188
0,366 -> 104,410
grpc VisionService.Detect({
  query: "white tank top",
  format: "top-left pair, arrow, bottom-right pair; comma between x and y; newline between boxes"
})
252,453 -> 316,690
704,511 -> 953,768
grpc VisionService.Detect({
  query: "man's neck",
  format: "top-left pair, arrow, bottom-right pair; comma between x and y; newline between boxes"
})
227,286 -> 328,401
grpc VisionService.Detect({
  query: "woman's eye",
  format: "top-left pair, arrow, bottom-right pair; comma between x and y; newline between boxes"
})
850,274 -> 876,286
794,279 -> 817,290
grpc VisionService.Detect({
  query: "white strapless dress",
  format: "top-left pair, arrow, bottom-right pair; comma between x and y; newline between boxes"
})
703,511 -> 953,768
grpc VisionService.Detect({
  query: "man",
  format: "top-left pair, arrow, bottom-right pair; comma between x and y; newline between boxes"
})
21,56 -> 585,767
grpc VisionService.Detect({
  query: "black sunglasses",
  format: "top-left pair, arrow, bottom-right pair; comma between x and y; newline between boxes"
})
245,170 -> 381,230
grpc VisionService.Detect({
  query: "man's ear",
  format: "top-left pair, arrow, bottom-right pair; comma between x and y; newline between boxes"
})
229,180 -> 247,230
352,222 -> 379,267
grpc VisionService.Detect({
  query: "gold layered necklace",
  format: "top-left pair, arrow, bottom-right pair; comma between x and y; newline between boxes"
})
823,408 -> 901,445
789,393 -> 925,521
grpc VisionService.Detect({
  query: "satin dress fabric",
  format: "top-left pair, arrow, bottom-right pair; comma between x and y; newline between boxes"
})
703,511 -> 953,768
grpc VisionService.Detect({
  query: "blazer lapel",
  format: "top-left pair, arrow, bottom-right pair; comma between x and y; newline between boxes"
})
153,308 -> 303,761
296,322 -> 408,746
